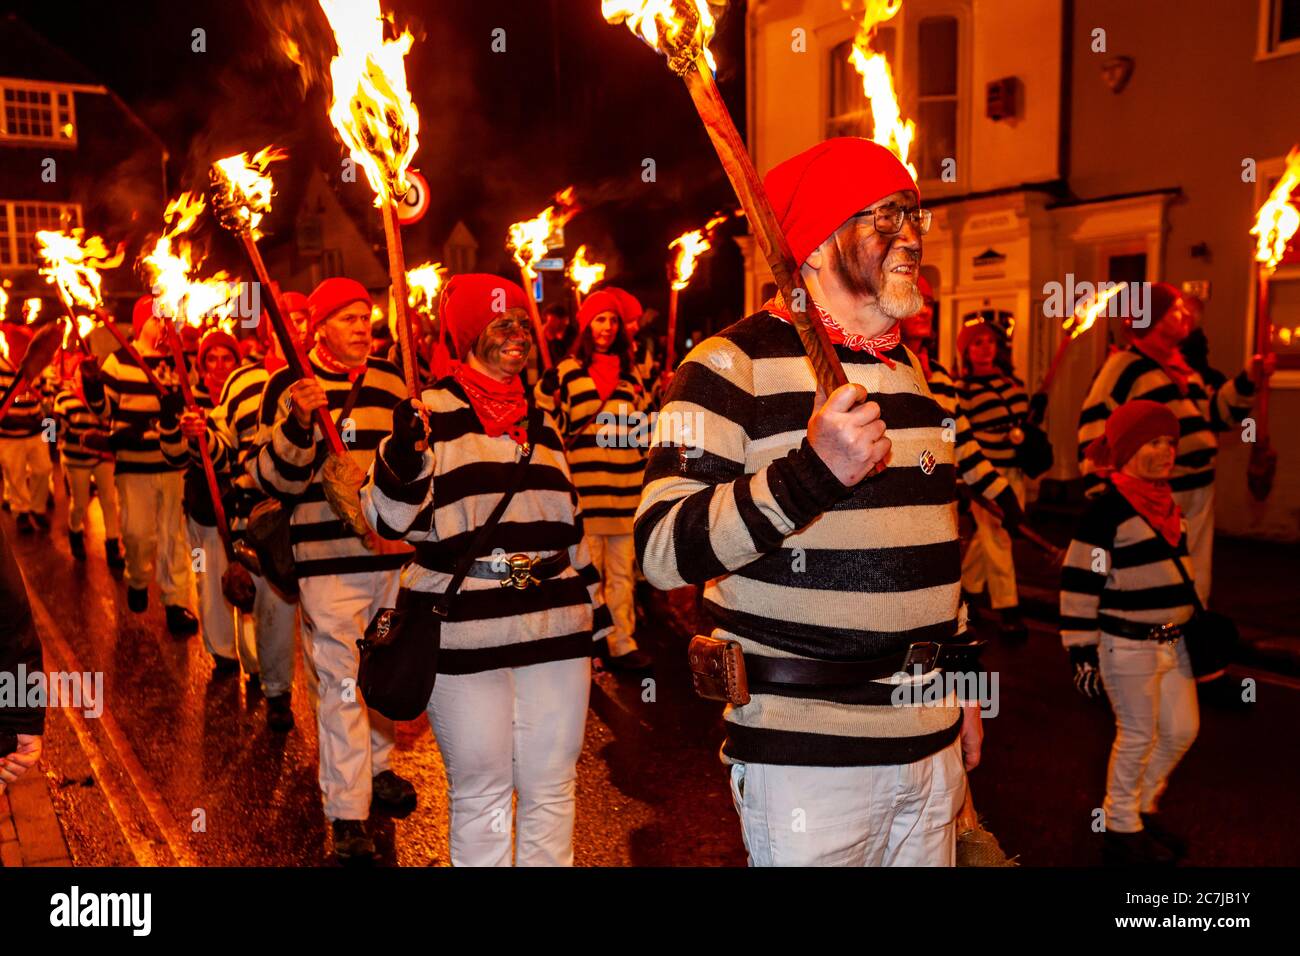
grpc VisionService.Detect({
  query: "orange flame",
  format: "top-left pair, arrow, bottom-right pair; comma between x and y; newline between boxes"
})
1066,284 -> 1125,339
508,188 -> 578,281
0,282 -> 8,323
567,245 -> 606,295
669,230 -> 711,290
212,145 -> 288,240
1251,146 -> 1300,273
23,298 -> 41,323
845,0 -> 916,181
406,261 -> 447,313
140,192 -> 242,329
36,228 -> 123,313
318,0 -> 420,206
602,0 -> 722,72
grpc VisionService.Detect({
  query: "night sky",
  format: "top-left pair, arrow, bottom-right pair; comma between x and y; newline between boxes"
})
4,0 -> 751,332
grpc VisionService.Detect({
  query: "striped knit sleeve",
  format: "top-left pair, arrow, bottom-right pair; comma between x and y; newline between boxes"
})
533,364 -> 566,433
256,372 -> 318,498
953,409 -> 1009,501
634,335 -> 850,590
1077,355 -> 1132,490
159,420 -> 188,468
364,437 -> 436,540
567,511 -> 613,642
1207,370 -> 1255,432
1059,495 -> 1119,648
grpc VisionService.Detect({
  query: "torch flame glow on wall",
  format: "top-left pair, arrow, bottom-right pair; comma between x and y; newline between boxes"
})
567,245 -> 606,295
508,188 -> 578,281
1251,146 -> 1300,273
212,146 -> 288,240
602,0 -> 722,72
318,0 -> 420,206
844,0 -> 917,181
35,229 -> 121,313
406,261 -> 447,313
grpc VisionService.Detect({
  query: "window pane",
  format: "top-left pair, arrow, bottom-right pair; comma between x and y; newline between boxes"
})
829,39 -> 866,119
1268,277 -> 1300,358
919,17 -> 957,97
917,99 -> 956,181
1280,0 -> 1300,42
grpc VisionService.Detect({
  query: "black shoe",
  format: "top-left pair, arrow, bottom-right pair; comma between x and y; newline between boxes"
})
267,693 -> 294,733
15,513 -> 35,534
165,605 -> 199,636
126,586 -> 149,613
371,769 -> 417,816
330,819 -> 375,865
1103,828 -> 1176,866
105,538 -> 126,569
245,673 -> 262,696
961,590 -> 984,622
998,606 -> 1029,642
1140,813 -> 1187,859
68,530 -> 86,560
606,647 -> 654,672
211,654 -> 240,678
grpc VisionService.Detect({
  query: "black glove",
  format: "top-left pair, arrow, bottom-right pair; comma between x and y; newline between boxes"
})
79,361 -> 105,403
1069,645 -> 1104,699
158,389 -> 186,429
385,398 -> 429,481
994,487 -> 1023,533
1027,391 -> 1048,426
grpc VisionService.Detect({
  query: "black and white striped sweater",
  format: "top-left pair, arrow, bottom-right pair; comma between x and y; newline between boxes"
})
1077,347 -> 1254,493
955,371 -> 1029,471
53,388 -> 110,468
84,348 -> 183,474
535,356 -> 650,536
1059,485 -> 1197,648
256,350 -> 410,579
0,356 -> 48,440
363,377 -> 613,675
926,358 -> 1010,502
635,311 -> 964,768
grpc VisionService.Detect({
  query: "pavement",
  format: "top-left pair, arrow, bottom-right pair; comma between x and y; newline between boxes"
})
3,472 -> 1298,867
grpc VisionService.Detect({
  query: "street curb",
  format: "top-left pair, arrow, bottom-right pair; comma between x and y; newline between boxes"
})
0,764 -> 71,867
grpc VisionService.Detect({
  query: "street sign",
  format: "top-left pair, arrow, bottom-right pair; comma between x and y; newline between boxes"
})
396,170 -> 430,226
533,274 -> 544,303
534,257 -> 564,271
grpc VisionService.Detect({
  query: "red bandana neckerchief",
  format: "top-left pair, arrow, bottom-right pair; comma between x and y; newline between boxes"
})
1112,471 -> 1183,548
589,352 -> 622,402
1130,336 -> 1193,396
311,343 -> 366,382
453,362 -> 529,447
762,295 -> 899,367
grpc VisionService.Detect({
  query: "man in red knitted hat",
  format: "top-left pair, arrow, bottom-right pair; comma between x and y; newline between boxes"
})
1077,282 -> 1270,603
636,137 -> 983,867
257,276 -> 417,863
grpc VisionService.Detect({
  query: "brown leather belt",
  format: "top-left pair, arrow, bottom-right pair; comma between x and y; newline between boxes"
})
743,640 -> 986,687
1099,614 -> 1183,643
431,552 -> 571,590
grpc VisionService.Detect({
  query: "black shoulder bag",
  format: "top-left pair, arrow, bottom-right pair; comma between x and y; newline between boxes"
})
357,404 -> 542,721
1159,536 -> 1238,682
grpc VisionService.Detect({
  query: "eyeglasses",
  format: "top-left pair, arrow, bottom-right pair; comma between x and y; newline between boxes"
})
853,203 -> 932,236
486,317 -> 531,335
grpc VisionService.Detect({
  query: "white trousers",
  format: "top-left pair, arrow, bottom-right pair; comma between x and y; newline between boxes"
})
66,462 -> 120,538
116,470 -> 193,606
1174,484 -> 1213,603
298,570 -> 400,821
187,518 -> 258,672
237,568 -> 297,699
961,470 -> 1025,610
0,435 -> 52,515
729,736 -> 967,867
1098,634 -> 1199,833
428,657 -> 591,867
587,532 -> 638,656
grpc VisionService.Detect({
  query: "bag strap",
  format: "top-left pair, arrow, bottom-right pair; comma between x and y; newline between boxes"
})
432,402 -> 542,618
338,368 -> 368,424
1131,506 -> 1205,614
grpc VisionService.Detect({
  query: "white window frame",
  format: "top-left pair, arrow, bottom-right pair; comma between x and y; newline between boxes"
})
904,1 -> 971,196
0,77 -> 78,147
0,200 -> 83,268
1256,0 -> 1300,60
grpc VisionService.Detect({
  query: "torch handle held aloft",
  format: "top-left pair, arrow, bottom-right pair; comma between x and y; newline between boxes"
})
520,267 -> 552,371
236,233 -> 347,456
682,56 -> 848,397
381,201 -> 422,397
666,285 -> 680,373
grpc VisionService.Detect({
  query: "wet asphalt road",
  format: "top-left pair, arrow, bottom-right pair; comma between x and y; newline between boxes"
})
9,468 -> 1300,867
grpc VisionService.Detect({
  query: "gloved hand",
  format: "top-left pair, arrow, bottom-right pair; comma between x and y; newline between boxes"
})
385,398 -> 430,481
994,488 -> 1023,534
1069,645 -> 1103,699
79,360 -> 104,402
158,389 -> 186,429
1027,391 -> 1048,426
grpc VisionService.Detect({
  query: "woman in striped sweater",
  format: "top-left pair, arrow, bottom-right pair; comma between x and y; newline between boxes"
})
536,287 -> 651,672
955,320 -> 1031,640
364,273 -> 611,866
0,324 -> 54,534
1060,400 -> 1200,866
52,352 -> 121,564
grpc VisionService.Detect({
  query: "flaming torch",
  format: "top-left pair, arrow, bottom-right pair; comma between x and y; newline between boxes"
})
508,187 -> 578,370
845,0 -> 917,181
315,0 -> 423,394
567,244 -> 606,309
1246,145 -> 1300,500
1037,283 -> 1124,399
35,228 -> 124,355
602,1 -> 848,396
407,260 -> 451,378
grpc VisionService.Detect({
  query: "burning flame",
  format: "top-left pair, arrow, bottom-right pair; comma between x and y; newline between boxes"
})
1066,284 -> 1125,339
36,229 -> 123,313
406,261 -> 447,313
212,145 -> 288,240
845,0 -> 917,181
318,0 -> 420,206
23,298 -> 41,323
508,188 -> 578,281
1251,146 -> 1300,273
140,192 -> 243,330
567,245 -> 606,295
0,283 -> 8,322
669,230 -> 711,290
602,0 -> 722,73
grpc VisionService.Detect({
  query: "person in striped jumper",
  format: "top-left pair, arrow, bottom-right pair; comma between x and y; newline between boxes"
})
1077,283 -> 1261,603
160,328 -> 256,682
0,324 -> 54,535
955,320 -> 1031,640
256,277 -> 416,864
364,274 -> 611,866
637,138 -> 983,867
1061,400 -> 1200,866
80,297 -> 197,635
536,287 -> 652,672
52,352 -> 122,564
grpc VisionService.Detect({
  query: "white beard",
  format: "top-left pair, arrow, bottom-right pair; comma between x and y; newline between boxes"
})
877,274 -> 923,320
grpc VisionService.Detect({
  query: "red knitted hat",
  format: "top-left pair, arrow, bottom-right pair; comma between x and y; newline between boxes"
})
1125,282 -> 1181,339
577,288 -> 634,336
307,278 -> 372,333
179,323 -> 202,351
1086,399 -> 1179,470
257,289 -> 310,347
197,328 -> 240,370
956,319 -> 999,356
916,275 -> 935,302
132,295 -> 158,339
763,137 -> 920,268
440,273 -> 530,361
